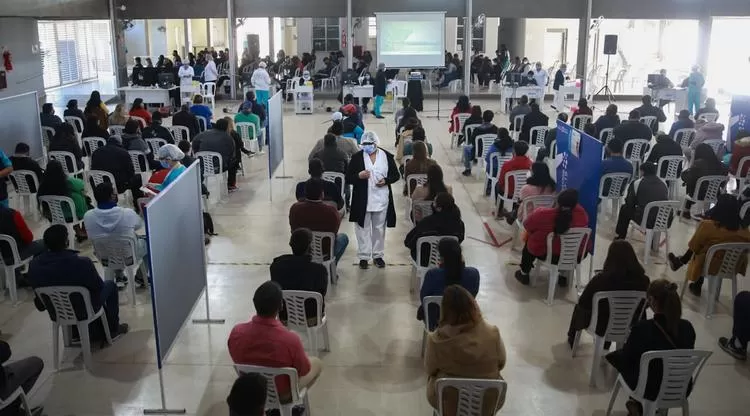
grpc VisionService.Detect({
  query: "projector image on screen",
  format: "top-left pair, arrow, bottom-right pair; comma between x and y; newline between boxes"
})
376,12 -> 446,68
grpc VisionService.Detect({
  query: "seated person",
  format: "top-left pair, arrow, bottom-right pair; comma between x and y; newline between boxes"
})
495,141 -> 533,217
448,95 -> 472,134
29,225 -> 129,341
633,95 -> 667,135
404,193 -> 465,261
539,113 -> 569,160
234,102 -> 262,151
396,117 -> 420,150
401,127 -> 433,166
226,373 -> 267,416
309,121 -> 359,160
459,105 -> 483,146
570,98 -> 593,123
601,138 -> 633,175
403,142 -> 436,196
189,95 -> 213,129
271,228 -> 328,325
483,128 -> 513,195
236,91 -> 266,127
49,124 -> 85,172
63,99 -> 85,121
37,160 -> 90,241
417,238 -> 478,328
341,104 -> 364,143
193,118 -> 238,191
312,134 -> 348,175
228,281 -> 323,402
566,240 -> 649,348
614,162 -> 670,240
645,133 -> 683,177
128,98 -> 152,125
294,159 -> 344,211
514,189 -> 589,286
91,136 -> 144,207
412,164 -> 453,202
687,120 -> 726,161
10,143 -> 44,192
395,107 -> 419,143
519,103 -> 548,144
718,291 -> 750,361
730,130 -> 750,178
512,162 -> 556,224
424,285 -> 506,415
668,110 -> 695,139
81,114 -> 109,139
463,110 -> 499,176
680,143 -> 728,217
694,97 -> 719,121
669,194 -> 750,296
508,95 -> 531,130
153,144 -> 187,192
605,279 -> 695,416
40,103 -> 63,128
289,179 -> 349,264
84,183 -> 148,286
142,111 -> 175,144
121,119 -> 159,170
0,204 -> 45,266
614,110 -> 653,143
172,104 -> 200,140
108,104 -> 130,127
0,341 -> 44,416
593,104 -> 621,139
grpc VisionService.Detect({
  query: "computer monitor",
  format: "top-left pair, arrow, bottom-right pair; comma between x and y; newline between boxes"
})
158,73 -> 175,88
647,74 -> 660,85
142,67 -> 158,86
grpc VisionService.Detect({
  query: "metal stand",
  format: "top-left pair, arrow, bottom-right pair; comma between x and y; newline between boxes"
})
593,54 -> 615,103
425,72 -> 443,120
143,368 -> 187,415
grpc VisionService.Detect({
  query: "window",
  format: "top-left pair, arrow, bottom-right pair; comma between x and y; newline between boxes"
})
456,17 -> 485,53
312,17 -> 340,52
368,17 -> 376,39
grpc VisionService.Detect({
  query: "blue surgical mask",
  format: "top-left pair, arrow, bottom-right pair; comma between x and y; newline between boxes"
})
362,144 -> 376,154
160,160 -> 171,169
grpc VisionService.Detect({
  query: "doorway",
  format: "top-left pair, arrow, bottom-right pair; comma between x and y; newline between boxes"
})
544,28 -> 568,68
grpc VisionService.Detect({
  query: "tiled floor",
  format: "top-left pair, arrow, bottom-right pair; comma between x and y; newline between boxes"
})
2,96 -> 749,415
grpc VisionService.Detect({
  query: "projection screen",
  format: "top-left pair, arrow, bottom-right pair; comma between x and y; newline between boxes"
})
376,12 -> 446,68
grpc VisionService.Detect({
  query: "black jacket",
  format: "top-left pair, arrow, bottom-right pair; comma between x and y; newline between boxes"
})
91,140 -> 136,193
470,123 -> 500,158
646,136 -> 683,177
346,149 -> 400,228
10,156 -> 44,193
0,340 -> 11,391
40,113 -> 63,128
82,125 -> 110,140
192,129 -> 236,170
314,146 -> 348,174
374,69 -> 387,96
143,124 -> 175,144
624,175 -> 670,226
270,254 -> 328,320
172,110 -> 200,139
553,69 -> 565,90
681,159 -> 728,195
519,110 -> 549,143
606,314 -> 695,401
404,211 -> 465,260
49,137 -> 84,171
63,108 -> 85,121
634,104 -> 667,135
614,120 -> 653,143
593,115 -> 621,139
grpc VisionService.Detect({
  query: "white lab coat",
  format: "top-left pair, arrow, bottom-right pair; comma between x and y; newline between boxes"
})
251,68 -> 272,91
203,61 -> 218,82
178,65 -> 194,87
533,69 -> 548,88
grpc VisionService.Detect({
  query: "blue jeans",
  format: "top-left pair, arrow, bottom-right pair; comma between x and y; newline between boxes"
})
462,145 -> 474,170
334,233 -> 349,264
100,280 -> 120,334
374,95 -> 384,117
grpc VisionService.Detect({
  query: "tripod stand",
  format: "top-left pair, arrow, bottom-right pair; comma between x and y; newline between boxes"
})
593,54 -> 616,103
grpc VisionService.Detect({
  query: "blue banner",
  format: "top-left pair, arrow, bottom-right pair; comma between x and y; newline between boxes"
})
729,95 -> 750,152
555,119 -> 602,253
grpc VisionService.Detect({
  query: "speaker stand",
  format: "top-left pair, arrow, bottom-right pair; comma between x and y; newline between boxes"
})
593,54 -> 616,103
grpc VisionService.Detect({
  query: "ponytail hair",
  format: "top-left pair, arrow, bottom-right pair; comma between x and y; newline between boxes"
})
554,189 -> 579,235
648,279 -> 682,335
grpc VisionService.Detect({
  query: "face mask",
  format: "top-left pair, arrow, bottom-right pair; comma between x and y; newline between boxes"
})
160,160 -> 171,169
362,144 -> 376,154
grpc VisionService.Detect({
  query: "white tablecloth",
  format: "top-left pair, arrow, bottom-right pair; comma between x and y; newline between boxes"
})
118,86 -> 178,107
500,86 -> 545,113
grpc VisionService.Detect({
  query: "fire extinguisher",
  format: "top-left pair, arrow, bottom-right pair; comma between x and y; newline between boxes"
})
2,50 -> 12,71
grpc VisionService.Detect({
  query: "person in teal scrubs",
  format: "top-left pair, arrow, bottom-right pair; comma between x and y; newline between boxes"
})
687,65 -> 705,116
155,144 -> 186,191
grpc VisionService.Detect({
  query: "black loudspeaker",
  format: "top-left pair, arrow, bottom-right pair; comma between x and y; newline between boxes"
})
603,34 -> 618,55
247,34 -> 260,58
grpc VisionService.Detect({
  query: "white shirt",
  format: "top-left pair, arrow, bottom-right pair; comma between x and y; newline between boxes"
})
204,61 -> 218,82
251,68 -> 272,91
533,69 -> 548,87
363,149 -> 390,212
178,65 -> 194,87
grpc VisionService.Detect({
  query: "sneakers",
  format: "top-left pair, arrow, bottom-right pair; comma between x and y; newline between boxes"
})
374,258 -> 386,268
461,169 -> 472,176
374,115 -> 385,119
514,270 -> 530,285
688,281 -> 702,297
359,260 -> 369,270
228,185 -> 239,192
719,336 -> 747,360
667,253 -> 683,271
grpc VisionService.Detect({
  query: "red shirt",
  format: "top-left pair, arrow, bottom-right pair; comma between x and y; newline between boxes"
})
497,156 -> 533,196
11,210 -> 32,246
228,316 -> 311,396
449,108 -> 471,133
129,108 -> 152,125
289,200 -> 340,234
523,204 -> 589,257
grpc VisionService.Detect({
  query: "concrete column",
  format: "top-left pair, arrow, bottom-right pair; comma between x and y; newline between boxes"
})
576,0 -> 592,96
207,19 -> 212,48
108,0 -> 128,88
463,0 -> 472,97
268,17 -> 274,58
228,0 -> 236,99
346,0 -> 353,70
183,19 -> 190,57
697,15 -> 712,77
498,18 -> 525,59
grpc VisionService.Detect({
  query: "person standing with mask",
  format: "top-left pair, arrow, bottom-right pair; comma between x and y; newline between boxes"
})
346,132 -> 400,269
373,63 -> 388,119
686,65 -> 705,116
251,62 -> 272,110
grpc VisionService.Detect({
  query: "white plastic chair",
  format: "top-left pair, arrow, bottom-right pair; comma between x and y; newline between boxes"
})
81,136 -> 106,158
640,116 -> 658,133
128,150 -> 150,182
698,112 -> 719,122
0,235 -> 33,304
92,235 -> 145,307
598,173 -> 631,220
48,151 -> 84,177
735,156 -> 750,191
86,170 -> 131,207
702,138 -> 725,155
536,227 -> 591,305
628,200 -> 679,265
281,290 -> 329,356
681,175 -> 726,219
145,138 -> 167,155
511,115 -> 525,141
42,125 -> 55,148
656,156 -> 684,198
390,80 -> 408,112
412,236 -> 459,294
0,386 -> 32,415
448,79 -> 462,93
451,113 -> 471,149
200,82 -> 216,110
474,134 -> 497,176
195,151 -> 227,200
624,139 -> 651,176
411,200 -> 434,226
571,291 -> 647,387
511,195 -> 556,249
236,122 -> 259,153
38,195 -> 84,249
463,123 -> 482,148
9,170 -> 40,221
486,153 -> 513,203
674,128 -> 696,149
435,377 -> 507,416
741,200 -> 750,222
168,125 -> 190,143
680,242 -> 750,318
572,114 -> 593,131
109,125 -> 125,138
234,364 -> 311,416
129,116 -> 147,129
530,126 -> 549,159
195,115 -> 209,133
65,116 -> 84,138
605,349 -> 712,416
321,172 -> 346,208
34,285 -> 113,370
405,173 -> 428,219
310,231 -> 337,285
600,128 -> 615,145
496,170 -> 528,218
421,295 -> 442,356
320,65 -> 339,91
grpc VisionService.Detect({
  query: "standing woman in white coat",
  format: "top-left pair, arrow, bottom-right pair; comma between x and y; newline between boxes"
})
252,62 -> 273,111
346,131 -> 401,269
